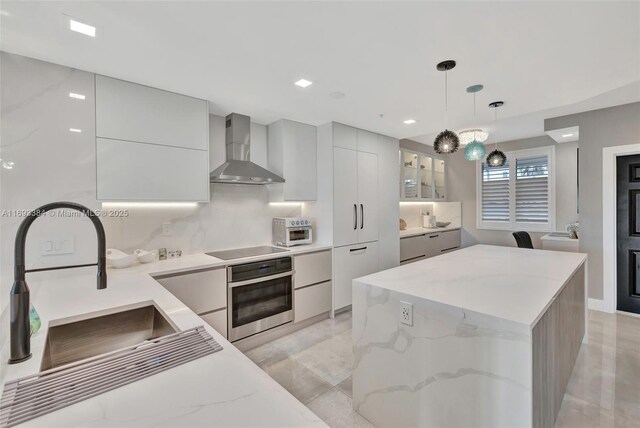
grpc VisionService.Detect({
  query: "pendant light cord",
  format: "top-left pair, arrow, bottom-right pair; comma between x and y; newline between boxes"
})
494,105 -> 498,150
473,92 -> 477,141
444,70 -> 448,127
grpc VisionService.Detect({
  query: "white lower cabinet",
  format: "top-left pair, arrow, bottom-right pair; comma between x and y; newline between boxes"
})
333,241 -> 379,311
154,267 -> 227,338
295,281 -> 332,322
400,229 -> 462,264
293,250 -> 332,323
400,234 -> 427,263
438,229 -> 462,253
294,250 -> 332,289
199,310 -> 228,339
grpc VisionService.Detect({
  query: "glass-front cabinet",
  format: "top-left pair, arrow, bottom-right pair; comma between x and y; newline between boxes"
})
400,149 -> 446,201
401,151 -> 419,199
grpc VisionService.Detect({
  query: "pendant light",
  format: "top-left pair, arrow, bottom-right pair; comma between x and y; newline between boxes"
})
485,101 -> 507,167
463,84 -> 487,161
433,60 -> 459,154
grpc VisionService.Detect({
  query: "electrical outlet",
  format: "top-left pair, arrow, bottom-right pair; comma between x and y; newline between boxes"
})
400,301 -> 413,326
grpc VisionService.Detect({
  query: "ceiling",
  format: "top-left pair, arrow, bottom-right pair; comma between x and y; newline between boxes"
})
2,1 -> 639,144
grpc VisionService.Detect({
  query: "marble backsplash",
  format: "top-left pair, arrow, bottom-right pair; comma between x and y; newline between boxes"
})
399,201 -> 462,229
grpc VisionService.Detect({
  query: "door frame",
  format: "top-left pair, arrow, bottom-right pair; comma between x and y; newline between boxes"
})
603,143 -> 640,313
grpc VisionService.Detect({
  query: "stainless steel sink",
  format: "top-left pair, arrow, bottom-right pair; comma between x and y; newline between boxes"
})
2,305 -> 222,428
40,304 -> 178,371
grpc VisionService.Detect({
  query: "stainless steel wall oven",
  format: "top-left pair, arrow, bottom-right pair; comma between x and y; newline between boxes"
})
227,257 -> 293,341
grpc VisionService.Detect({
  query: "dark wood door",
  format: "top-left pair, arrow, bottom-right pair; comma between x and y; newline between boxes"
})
616,155 -> 640,314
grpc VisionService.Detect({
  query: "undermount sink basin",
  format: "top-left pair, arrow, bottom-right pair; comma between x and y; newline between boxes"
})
40,304 -> 178,371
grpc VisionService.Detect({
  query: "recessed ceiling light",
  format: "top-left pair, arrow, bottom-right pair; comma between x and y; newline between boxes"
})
562,133 -> 574,138
69,92 -> 86,100
403,119 -> 417,125
294,79 -> 313,88
69,128 -> 82,133
69,19 -> 96,37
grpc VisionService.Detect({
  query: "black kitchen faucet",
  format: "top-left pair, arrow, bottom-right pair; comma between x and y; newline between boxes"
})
9,202 -> 107,364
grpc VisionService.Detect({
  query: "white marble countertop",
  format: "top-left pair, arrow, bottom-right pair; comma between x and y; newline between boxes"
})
399,226 -> 461,238
0,244 -> 331,427
354,244 -> 587,327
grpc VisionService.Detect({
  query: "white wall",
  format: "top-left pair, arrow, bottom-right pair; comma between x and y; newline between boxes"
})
545,102 -> 640,300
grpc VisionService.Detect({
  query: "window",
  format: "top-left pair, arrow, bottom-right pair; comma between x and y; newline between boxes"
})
477,146 -> 555,231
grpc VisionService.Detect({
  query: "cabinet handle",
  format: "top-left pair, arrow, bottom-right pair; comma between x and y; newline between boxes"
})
360,204 -> 364,229
350,246 -> 367,252
353,204 -> 357,230
429,234 -> 440,238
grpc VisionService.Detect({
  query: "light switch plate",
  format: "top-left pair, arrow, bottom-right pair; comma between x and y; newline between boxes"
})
42,237 -> 75,256
400,301 -> 413,326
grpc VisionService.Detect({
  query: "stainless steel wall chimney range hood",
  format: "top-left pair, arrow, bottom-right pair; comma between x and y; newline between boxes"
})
209,113 -> 285,184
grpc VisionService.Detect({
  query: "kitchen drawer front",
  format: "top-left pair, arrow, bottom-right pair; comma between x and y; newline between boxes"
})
200,310 -> 227,339
96,138 -> 209,202
95,75 -> 209,151
155,268 -> 226,315
295,281 -> 332,323
333,241 -> 379,311
439,229 -> 461,253
400,234 -> 426,262
294,250 -> 332,289
400,256 -> 426,265
425,232 -> 443,257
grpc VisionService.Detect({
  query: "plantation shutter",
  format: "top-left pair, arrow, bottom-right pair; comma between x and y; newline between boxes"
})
515,155 -> 549,223
481,162 -> 510,222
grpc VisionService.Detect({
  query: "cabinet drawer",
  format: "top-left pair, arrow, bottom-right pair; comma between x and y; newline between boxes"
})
200,310 -> 227,339
400,234 -> 426,262
425,232 -> 443,258
333,242 -> 379,310
295,281 -> 332,323
95,75 -> 208,150
439,229 -> 461,252
155,268 -> 226,315
96,138 -> 209,202
294,250 -> 332,289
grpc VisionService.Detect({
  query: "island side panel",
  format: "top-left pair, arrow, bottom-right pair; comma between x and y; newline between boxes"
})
352,280 -> 533,428
532,264 -> 585,428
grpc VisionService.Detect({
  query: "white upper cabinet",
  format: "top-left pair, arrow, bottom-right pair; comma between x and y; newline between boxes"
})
95,75 -> 209,150
94,75 -> 209,202
357,129 -> 378,154
96,138 -> 209,202
267,119 -> 317,201
333,123 -> 358,150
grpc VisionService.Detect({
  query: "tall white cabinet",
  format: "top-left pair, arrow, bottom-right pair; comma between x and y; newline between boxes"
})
316,122 -> 399,313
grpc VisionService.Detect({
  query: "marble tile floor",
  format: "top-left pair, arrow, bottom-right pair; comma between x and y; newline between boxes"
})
244,310 -> 640,428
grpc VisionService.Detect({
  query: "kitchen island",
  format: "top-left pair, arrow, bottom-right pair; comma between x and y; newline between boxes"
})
352,244 -> 587,428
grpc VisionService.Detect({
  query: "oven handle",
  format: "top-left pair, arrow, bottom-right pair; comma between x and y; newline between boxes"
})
228,270 -> 295,288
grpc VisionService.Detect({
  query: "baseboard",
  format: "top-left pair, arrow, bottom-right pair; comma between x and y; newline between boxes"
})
588,298 -> 605,312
